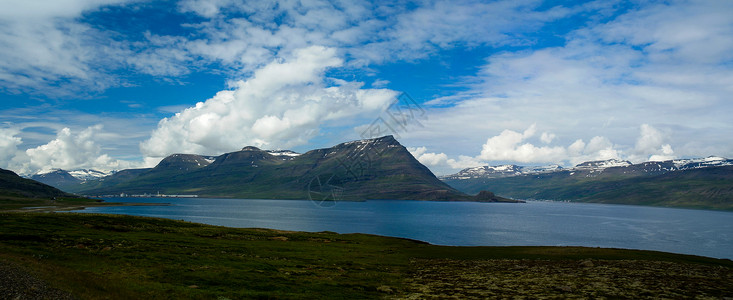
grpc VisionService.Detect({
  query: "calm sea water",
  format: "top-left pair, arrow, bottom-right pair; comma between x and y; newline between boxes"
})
71,198 -> 733,259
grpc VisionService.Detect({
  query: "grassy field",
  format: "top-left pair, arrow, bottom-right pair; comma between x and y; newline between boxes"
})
0,195 -> 164,212
1,212 -> 732,299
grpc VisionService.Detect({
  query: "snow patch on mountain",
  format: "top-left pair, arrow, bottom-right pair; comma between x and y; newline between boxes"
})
31,168 -> 115,181
673,156 -> 731,169
574,159 -> 632,171
442,164 -> 564,179
68,169 -> 114,181
442,157 -> 732,180
266,150 -> 301,157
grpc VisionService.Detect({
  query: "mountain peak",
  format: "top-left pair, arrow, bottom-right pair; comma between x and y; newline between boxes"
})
338,135 -> 400,148
72,135 -> 498,202
266,150 -> 300,157
442,156 -> 733,183
155,154 -> 214,171
241,146 -> 262,152
574,159 -> 632,170
442,164 -> 563,180
1,167 -> 77,199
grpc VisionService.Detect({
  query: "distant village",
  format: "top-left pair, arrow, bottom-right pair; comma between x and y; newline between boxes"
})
97,192 -> 199,198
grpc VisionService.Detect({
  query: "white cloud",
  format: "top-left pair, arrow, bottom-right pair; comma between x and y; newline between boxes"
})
16,125 -> 142,174
177,0 -> 238,18
408,146 -> 483,175
371,79 -> 390,88
408,123 -> 682,175
0,0 -> 139,95
477,124 -> 566,164
409,146 -> 450,166
385,0 -> 571,54
595,0 -> 733,65
172,0 -> 374,73
3,0 -> 732,177
0,127 -> 22,168
540,132 -> 556,144
632,124 -> 675,162
164,0 -> 584,72
398,0 -> 733,164
0,0 -> 614,97
140,46 -> 398,158
574,136 -> 621,165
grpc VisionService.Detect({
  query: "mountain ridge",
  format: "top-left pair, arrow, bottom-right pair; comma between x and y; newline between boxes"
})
67,136 -> 515,202
442,156 -> 733,180
441,157 -> 733,210
1,168 -> 78,199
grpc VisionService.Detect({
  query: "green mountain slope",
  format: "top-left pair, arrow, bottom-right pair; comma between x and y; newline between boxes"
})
443,166 -> 733,210
29,170 -> 82,191
73,136 -> 512,202
0,168 -> 76,199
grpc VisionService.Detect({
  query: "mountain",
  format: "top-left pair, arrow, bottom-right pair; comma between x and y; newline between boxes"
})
31,170 -> 82,190
31,169 -> 115,190
70,136 -> 514,202
573,159 -> 632,171
67,169 -> 113,181
442,157 -> 733,210
1,168 -> 77,199
442,164 -> 563,180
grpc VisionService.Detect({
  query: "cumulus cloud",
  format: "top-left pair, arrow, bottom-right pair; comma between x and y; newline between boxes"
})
400,0 -> 733,164
409,146 -> 481,171
140,46 -> 398,158
408,123 -> 679,175
0,127 -> 22,168
540,132 -> 556,144
477,124 -> 566,164
3,0 -> 731,177
0,125 -> 143,175
21,125 -> 140,174
633,124 -> 675,162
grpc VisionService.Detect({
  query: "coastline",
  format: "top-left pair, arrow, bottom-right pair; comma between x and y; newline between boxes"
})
0,196 -> 168,213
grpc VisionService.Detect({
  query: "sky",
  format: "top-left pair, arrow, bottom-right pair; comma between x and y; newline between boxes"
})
1,0 -> 732,176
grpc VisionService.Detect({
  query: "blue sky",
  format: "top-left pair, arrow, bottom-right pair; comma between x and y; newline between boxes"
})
1,0 -> 732,175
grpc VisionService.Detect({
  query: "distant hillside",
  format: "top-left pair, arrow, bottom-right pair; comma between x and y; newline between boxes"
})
31,169 -> 114,190
71,136 -> 514,202
442,158 -> 733,210
0,168 -> 77,199
31,170 -> 82,190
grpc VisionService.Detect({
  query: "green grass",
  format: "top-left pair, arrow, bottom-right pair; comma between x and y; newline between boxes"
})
1,213 -> 411,299
1,213 -> 732,299
0,195 -> 106,211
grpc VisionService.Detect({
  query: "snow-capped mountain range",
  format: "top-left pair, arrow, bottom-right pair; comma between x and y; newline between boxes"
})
30,150 -> 300,182
441,156 -> 733,180
34,168 -> 115,181
67,169 -> 115,181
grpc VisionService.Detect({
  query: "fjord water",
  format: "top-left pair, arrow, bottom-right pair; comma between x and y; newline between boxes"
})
74,198 -> 733,259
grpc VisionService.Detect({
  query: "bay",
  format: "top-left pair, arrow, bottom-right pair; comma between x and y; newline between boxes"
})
71,198 -> 733,259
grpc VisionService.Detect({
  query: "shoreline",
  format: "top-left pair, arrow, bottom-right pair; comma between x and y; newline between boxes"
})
1,201 -> 168,213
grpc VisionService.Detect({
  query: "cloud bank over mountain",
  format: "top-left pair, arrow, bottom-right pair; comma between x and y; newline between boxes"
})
410,123 -> 676,175
140,46 -> 397,160
1,0 -> 732,176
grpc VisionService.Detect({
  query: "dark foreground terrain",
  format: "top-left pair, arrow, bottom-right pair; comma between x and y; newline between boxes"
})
1,213 -> 732,299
